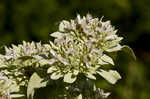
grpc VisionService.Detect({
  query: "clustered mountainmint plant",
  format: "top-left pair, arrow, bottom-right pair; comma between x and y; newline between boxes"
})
0,14 -> 136,99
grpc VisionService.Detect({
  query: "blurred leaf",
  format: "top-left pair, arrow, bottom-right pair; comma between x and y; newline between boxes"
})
121,45 -> 136,60
101,54 -> 114,65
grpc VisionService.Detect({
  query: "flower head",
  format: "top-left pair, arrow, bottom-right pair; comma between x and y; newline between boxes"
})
48,14 -> 122,84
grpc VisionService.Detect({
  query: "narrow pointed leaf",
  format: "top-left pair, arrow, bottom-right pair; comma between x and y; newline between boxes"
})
50,32 -> 64,38
106,44 -> 122,52
101,54 -> 114,65
98,58 -> 108,65
10,94 -> 24,98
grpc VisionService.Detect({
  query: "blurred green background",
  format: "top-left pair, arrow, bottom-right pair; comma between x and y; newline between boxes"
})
0,0 -> 150,99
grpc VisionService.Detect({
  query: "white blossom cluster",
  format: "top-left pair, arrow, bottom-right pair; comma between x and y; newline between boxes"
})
4,41 -> 50,60
0,72 -> 23,98
0,42 -> 51,98
48,14 -> 122,84
0,14 -> 135,99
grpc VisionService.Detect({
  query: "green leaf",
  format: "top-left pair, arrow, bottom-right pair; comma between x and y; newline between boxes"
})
121,45 -> 136,60
47,66 -> 57,73
50,32 -> 64,38
85,73 -> 96,80
27,72 -> 47,99
101,54 -> 114,65
63,72 -> 77,83
97,69 -> 121,84
51,71 -> 63,80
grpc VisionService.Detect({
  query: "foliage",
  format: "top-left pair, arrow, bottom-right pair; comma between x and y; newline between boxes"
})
0,14 -> 135,99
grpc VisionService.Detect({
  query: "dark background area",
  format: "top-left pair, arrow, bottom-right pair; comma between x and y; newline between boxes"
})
0,0 -> 150,99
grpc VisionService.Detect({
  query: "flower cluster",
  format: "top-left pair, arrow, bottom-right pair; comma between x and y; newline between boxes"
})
4,41 -> 50,60
0,42 -> 51,98
0,72 -> 23,98
0,14 -> 135,99
48,14 -> 122,84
